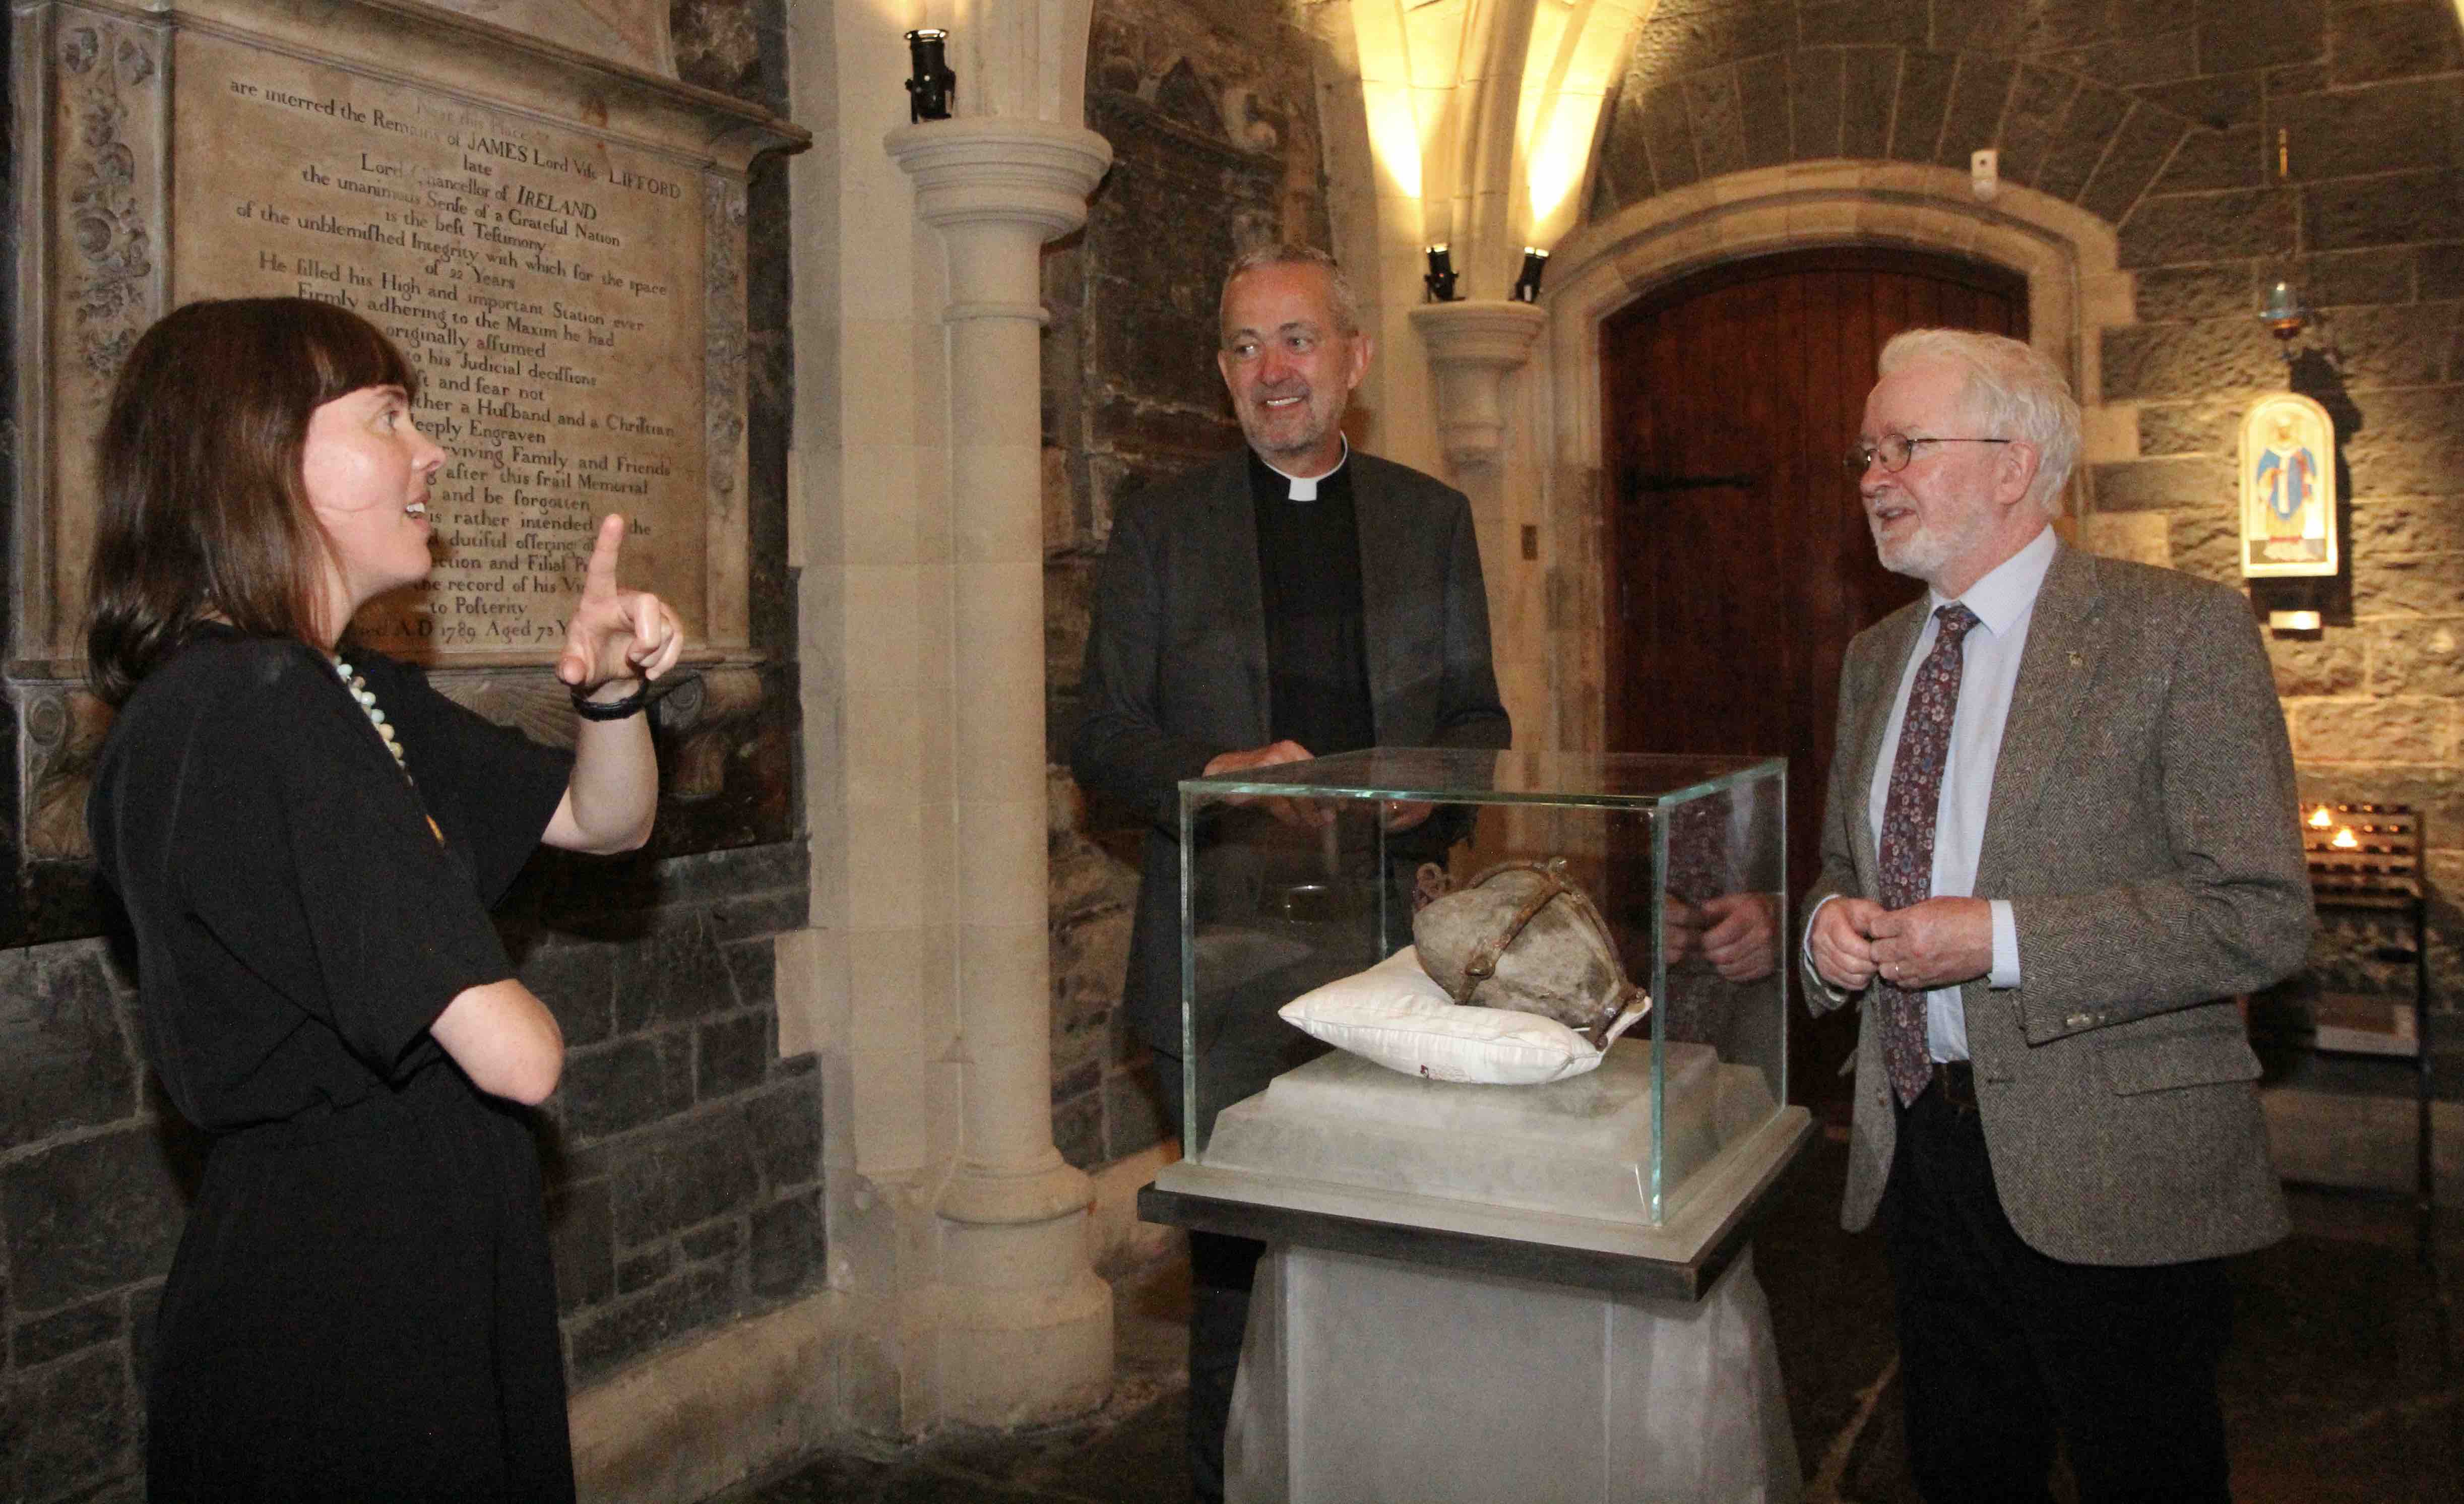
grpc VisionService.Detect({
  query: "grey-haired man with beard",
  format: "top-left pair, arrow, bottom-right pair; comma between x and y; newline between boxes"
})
1071,243 -> 1509,1500
1805,328 -> 2312,1502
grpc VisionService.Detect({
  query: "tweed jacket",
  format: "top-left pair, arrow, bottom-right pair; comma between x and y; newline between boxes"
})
1069,450 -> 1511,1054
1802,541 -> 2312,1266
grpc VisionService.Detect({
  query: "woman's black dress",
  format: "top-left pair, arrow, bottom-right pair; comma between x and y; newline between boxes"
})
88,626 -> 577,1501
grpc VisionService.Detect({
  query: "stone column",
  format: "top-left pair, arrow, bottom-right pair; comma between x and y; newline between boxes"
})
883,116 -> 1116,1427
1413,298 -> 1549,844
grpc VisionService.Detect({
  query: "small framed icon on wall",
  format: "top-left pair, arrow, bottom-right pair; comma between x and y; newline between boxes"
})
2238,391 -> 2338,579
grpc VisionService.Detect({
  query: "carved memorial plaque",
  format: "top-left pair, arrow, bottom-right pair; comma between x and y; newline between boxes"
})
15,0 -> 799,673
9,0 -> 803,903
177,35 -> 707,656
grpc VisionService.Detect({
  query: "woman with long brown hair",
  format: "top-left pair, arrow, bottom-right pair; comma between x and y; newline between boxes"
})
85,297 -> 679,1499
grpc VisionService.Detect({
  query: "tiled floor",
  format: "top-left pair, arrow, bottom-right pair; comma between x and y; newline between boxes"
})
714,1130 -> 2463,1503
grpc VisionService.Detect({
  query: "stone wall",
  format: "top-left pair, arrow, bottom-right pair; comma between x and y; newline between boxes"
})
1588,0 -> 2464,1094
1042,0 -> 1331,1171
0,5 -> 812,1500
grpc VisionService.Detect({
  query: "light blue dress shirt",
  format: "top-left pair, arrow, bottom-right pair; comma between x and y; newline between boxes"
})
1863,526 -> 2058,1060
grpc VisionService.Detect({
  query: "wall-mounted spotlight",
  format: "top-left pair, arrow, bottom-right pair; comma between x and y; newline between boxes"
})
1510,246 -> 1550,304
1423,244 -> 1459,303
905,29 -> 955,122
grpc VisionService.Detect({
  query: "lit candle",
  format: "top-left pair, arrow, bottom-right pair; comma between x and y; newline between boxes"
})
2331,827 -> 2359,850
2307,806 -> 2334,829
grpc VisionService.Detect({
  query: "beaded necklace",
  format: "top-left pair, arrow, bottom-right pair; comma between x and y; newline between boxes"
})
334,656 -> 445,845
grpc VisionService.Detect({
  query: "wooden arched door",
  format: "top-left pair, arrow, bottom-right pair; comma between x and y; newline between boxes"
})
1603,246 -> 2029,1105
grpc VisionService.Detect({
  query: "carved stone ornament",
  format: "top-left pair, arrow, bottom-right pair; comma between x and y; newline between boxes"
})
20,687 -> 114,861
20,11 -> 170,673
1409,299 -> 1549,470
703,175 -> 749,645
425,662 -> 760,802
58,23 -> 160,380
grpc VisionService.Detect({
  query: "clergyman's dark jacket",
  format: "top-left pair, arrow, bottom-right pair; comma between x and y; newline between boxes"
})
1069,450 -> 1511,1053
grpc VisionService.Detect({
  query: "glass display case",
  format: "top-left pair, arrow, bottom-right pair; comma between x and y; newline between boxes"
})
1164,747 -> 1795,1254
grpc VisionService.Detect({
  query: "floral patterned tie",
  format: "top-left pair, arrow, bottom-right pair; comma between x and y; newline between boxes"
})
1877,603 -> 1980,1106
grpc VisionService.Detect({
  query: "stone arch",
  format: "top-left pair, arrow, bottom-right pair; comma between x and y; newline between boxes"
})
1539,159 -> 2136,751
1550,159 -> 2127,485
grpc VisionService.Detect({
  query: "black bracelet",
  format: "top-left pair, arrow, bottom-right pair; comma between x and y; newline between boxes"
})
572,679 -> 654,721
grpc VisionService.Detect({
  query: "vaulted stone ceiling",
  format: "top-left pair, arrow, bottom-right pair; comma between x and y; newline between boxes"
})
1334,0 -> 1650,295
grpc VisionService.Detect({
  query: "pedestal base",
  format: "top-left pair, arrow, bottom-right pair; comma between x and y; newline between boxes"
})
1202,1041 -> 1770,1226
932,1210 -> 1114,1427
1229,1244 -> 1801,1503
1146,1038 -> 1814,1296
932,1269 -> 1115,1428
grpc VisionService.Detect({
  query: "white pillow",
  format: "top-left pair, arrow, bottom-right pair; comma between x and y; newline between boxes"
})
1278,946 -> 1650,1086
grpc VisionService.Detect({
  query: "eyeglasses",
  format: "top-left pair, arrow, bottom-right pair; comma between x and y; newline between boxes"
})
1844,435 -> 2010,477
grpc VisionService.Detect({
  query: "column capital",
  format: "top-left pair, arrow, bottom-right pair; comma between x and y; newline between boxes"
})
1410,297 -> 1549,369
1409,299 -> 1549,469
884,117 -> 1113,242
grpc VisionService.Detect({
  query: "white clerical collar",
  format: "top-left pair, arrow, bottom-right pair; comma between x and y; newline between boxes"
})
1260,438 -> 1350,500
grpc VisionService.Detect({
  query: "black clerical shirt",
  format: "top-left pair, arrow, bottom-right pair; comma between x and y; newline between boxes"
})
1247,447 -> 1374,757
